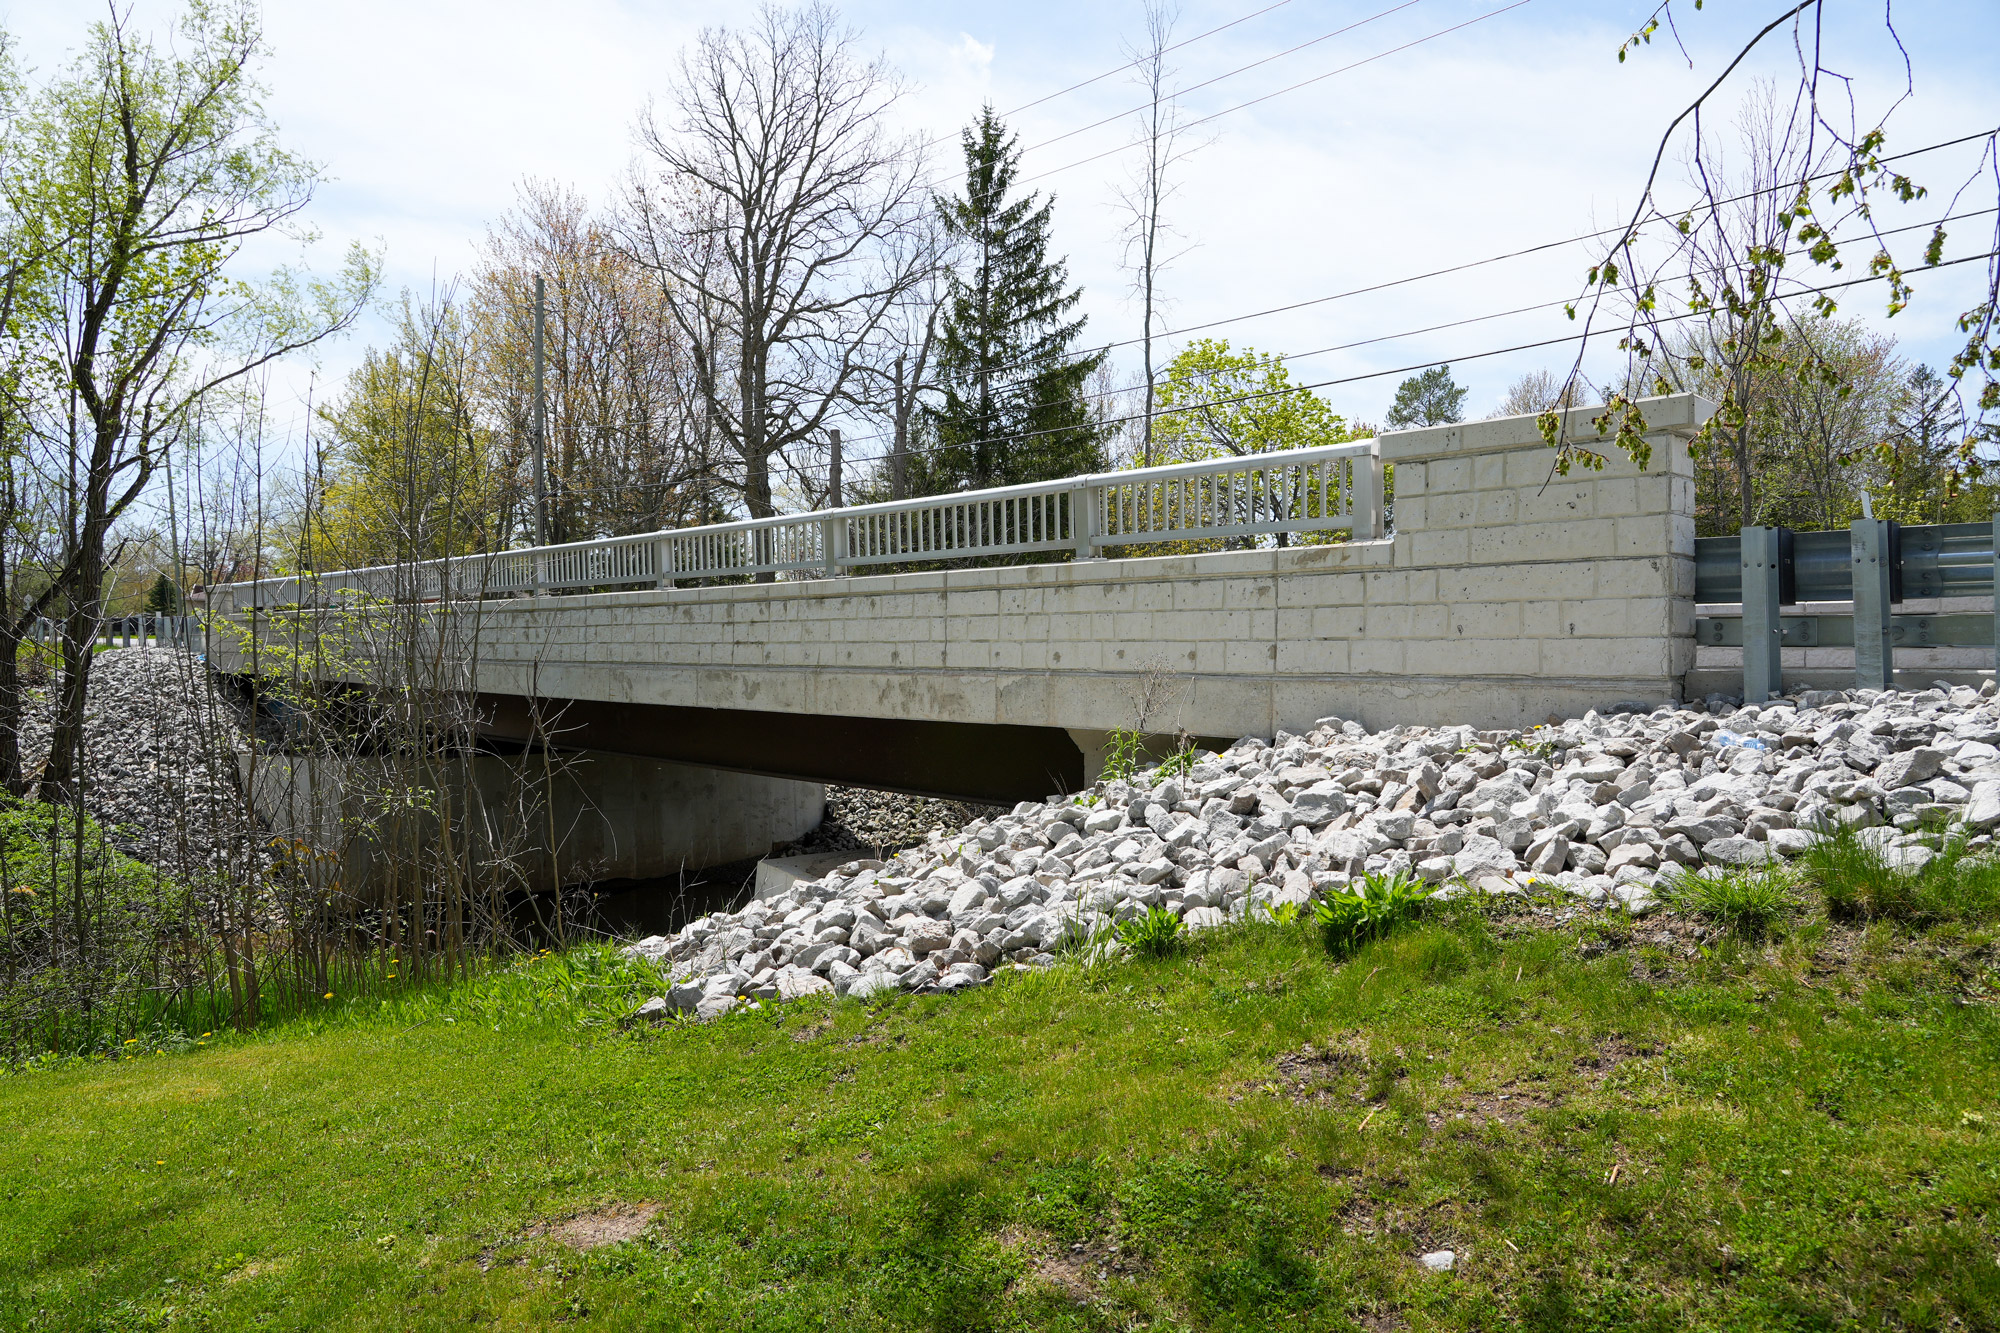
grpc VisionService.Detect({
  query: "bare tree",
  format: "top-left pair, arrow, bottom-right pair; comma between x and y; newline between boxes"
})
622,2 -> 931,541
856,216 -> 949,502
1114,0 -> 1201,469
1643,82 -> 1835,528
1547,6 -> 2000,482
471,180 -> 706,545
1491,369 -> 1591,419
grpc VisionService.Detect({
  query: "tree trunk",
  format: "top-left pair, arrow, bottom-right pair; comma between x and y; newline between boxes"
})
42,440 -> 114,797
0,618 -> 21,796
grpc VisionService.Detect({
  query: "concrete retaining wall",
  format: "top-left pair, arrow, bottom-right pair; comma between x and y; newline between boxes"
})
243,749 -> 824,898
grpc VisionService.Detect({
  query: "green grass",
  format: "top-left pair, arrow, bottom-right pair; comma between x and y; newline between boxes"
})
5,888 -> 1999,1332
1800,829 -> 2000,925
1658,864 -> 1797,937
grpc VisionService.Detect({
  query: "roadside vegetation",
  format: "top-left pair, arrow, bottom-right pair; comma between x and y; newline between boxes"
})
5,828 -> 1997,1331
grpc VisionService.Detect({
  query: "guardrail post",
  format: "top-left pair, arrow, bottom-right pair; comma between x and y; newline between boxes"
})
1992,511 -> 1999,684
1852,517 -> 1896,690
1072,480 -> 1100,560
1740,525 -> 1784,702
1353,447 -> 1385,540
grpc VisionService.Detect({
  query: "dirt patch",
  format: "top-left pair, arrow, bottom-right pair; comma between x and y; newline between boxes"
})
1268,1037 -> 1379,1106
526,1202 -> 661,1251
999,1225 -> 1142,1303
1429,1035 -> 1658,1130
1328,1172 -> 1453,1252
1355,1311 -> 1410,1332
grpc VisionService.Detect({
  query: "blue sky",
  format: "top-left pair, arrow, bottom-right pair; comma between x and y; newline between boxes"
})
6,0 -> 1997,467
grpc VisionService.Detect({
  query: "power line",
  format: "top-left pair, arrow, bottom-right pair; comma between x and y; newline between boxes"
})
1017,0 -> 1427,158
927,126 -> 2000,400
999,0 -> 1303,121
761,246 -> 2000,481
1256,205 -> 1998,371
911,0 -> 1310,191
527,212 -> 2000,499
1009,0 -> 1534,192
927,0 -> 1531,213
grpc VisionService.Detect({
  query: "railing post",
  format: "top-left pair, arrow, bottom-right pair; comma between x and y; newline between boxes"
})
821,514 -> 847,578
1740,525 -> 1784,702
1991,511 -> 1999,685
1852,517 -> 1895,691
1353,446 -> 1385,540
1071,480 -> 1099,560
655,537 -> 674,590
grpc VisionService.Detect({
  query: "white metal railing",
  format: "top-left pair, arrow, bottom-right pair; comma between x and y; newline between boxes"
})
218,441 -> 1383,610
20,614 -> 206,653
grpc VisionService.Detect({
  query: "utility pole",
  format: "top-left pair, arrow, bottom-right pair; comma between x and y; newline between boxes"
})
827,427 -> 842,509
890,354 -> 908,501
532,273 -> 549,549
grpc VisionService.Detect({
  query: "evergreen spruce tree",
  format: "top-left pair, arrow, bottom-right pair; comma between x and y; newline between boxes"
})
142,573 -> 180,615
923,107 -> 1106,492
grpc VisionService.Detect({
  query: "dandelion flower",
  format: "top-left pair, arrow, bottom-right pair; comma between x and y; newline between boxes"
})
123,1039 -> 138,1045
324,992 -> 334,1000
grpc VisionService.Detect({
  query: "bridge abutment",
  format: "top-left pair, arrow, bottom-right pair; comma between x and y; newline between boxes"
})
242,748 -> 824,901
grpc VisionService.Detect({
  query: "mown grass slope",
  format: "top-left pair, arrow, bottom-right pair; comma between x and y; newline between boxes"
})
4,894 -> 1998,1331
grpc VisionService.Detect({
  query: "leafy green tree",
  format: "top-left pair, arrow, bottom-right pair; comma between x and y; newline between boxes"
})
307,295 -> 497,571
1134,339 -> 1364,551
1875,364 -> 1974,525
1383,364 -> 1467,429
1151,339 -> 1361,461
922,107 -> 1106,492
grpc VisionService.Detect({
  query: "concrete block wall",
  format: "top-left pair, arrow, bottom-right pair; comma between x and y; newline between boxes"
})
426,394 -> 1713,736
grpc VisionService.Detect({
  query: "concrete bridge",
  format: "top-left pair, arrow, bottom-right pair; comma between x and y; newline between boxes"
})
214,398 -> 1730,887
217,398 -> 1714,802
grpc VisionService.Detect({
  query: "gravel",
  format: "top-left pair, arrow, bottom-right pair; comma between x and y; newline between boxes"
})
626,681 -> 2000,1017
16,647 -> 257,876
778,786 -> 1005,859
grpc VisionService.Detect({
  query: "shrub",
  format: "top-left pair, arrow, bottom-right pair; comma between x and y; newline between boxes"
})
1116,906 -> 1187,959
1661,866 -> 1795,935
1312,870 -> 1430,955
0,795 -> 199,1060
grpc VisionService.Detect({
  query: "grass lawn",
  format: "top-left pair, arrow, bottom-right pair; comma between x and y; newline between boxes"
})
4,897 -> 1999,1331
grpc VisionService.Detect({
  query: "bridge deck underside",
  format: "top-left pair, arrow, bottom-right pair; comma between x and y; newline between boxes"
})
473,692 -> 1087,806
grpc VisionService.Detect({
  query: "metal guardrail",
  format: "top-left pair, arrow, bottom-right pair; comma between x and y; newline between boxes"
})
1694,521 -> 1996,604
218,442 -> 1384,610
1694,516 -> 2000,699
